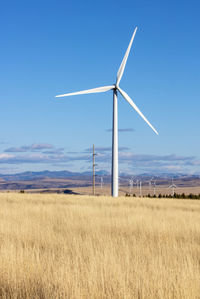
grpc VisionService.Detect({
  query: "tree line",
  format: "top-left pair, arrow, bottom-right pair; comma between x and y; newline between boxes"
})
125,193 -> 200,200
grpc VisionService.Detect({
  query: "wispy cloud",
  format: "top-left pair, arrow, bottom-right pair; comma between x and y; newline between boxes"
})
0,152 -> 91,165
116,153 -> 199,173
1,143 -> 200,174
0,153 -> 67,164
0,153 -> 14,159
42,148 -> 64,155
118,153 -> 196,163
5,144 -> 54,153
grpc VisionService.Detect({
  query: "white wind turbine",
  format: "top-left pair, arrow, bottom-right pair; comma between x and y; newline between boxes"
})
169,178 -> 177,196
55,27 -> 158,197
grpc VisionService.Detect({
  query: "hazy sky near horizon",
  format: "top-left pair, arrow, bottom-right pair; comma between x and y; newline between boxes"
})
0,0 -> 200,174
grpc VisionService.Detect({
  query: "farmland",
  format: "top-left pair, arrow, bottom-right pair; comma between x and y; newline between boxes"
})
0,193 -> 199,298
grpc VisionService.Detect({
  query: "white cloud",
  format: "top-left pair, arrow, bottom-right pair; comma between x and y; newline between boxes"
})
0,153 -> 14,159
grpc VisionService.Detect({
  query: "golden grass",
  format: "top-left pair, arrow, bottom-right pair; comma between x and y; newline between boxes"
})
0,193 -> 199,298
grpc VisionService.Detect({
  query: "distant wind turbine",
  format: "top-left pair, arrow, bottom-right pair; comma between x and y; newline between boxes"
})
129,177 -> 134,193
100,176 -> 103,189
136,179 -> 139,189
55,27 -> 158,197
169,178 -> 177,196
149,178 -> 153,191
153,180 -> 157,196
139,181 -> 142,197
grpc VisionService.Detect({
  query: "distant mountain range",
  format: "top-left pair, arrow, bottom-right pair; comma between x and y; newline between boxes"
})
0,170 -> 199,182
0,170 -> 109,181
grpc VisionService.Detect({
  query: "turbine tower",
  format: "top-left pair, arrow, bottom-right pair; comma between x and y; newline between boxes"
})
55,27 -> 158,197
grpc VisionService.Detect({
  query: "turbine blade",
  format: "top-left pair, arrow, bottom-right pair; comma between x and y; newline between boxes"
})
118,87 -> 158,135
116,27 -> 137,86
55,85 -> 115,98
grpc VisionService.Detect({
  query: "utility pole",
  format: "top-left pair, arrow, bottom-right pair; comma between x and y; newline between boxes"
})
92,144 -> 97,195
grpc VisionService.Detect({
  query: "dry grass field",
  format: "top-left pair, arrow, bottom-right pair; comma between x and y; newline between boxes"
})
0,193 -> 199,298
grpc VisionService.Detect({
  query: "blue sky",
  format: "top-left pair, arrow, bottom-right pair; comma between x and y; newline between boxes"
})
0,0 -> 200,174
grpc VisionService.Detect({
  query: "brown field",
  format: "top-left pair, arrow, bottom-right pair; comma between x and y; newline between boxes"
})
0,193 -> 199,298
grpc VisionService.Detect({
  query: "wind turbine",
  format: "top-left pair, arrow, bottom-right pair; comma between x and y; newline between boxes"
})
149,178 -> 153,191
136,179 -> 139,189
153,180 -> 157,196
129,177 -> 134,194
169,178 -> 177,196
55,27 -> 158,197
139,181 -> 142,197
100,176 -> 103,189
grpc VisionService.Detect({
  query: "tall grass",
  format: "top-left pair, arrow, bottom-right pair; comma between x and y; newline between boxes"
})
0,193 -> 199,298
